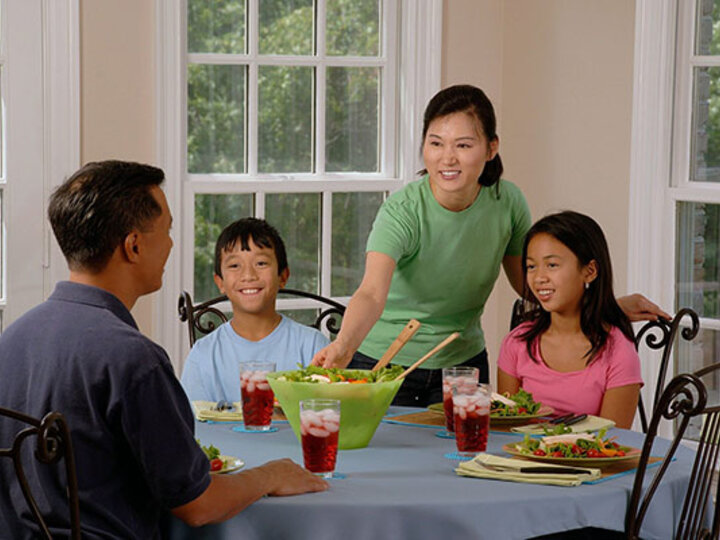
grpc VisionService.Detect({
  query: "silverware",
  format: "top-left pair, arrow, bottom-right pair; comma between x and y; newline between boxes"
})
479,463 -> 593,475
550,413 -> 574,425
564,414 -> 588,427
214,400 -> 235,412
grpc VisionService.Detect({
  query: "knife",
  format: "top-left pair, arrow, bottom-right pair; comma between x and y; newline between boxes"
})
564,414 -> 588,427
481,463 -> 593,475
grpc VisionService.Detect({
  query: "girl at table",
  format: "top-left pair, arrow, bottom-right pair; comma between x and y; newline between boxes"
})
497,211 -> 643,429
313,84 -> 663,407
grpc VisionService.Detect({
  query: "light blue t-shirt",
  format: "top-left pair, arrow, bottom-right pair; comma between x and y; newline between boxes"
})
180,315 -> 330,401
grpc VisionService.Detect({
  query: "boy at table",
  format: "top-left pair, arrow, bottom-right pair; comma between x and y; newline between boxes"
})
0,161 -> 326,539
181,218 -> 330,402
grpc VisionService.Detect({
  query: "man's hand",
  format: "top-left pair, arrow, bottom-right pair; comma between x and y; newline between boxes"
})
311,341 -> 353,369
617,294 -> 671,322
260,459 -> 329,496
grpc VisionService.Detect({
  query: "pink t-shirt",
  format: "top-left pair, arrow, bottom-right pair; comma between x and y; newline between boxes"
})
497,323 -> 643,416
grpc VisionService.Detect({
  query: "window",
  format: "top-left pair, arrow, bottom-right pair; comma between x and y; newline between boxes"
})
157,0 -> 441,366
630,0 -> 720,438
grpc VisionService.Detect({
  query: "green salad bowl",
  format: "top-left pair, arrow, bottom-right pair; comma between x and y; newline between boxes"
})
267,370 -> 402,449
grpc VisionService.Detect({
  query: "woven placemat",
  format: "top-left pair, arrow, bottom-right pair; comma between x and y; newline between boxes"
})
384,410 -> 520,433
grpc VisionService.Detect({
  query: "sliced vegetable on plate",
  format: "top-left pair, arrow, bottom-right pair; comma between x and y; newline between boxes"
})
503,429 -> 641,466
198,440 -> 245,474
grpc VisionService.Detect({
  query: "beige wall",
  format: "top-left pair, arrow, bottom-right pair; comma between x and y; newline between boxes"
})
443,0 -> 636,386
79,1 -> 638,364
80,0 -> 157,335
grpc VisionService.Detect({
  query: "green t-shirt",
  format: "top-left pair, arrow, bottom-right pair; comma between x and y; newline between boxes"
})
359,176 -> 531,369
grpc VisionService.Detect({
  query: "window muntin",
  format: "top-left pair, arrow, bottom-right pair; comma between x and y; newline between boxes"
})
186,0 -> 397,306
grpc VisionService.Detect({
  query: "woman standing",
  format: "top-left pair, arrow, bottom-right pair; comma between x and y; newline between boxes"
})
313,84 -> 664,407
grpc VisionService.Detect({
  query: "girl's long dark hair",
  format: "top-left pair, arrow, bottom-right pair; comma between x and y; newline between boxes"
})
518,211 -> 635,364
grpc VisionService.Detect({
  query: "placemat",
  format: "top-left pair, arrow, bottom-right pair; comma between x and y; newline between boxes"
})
505,455 -> 664,484
383,410 -> 523,433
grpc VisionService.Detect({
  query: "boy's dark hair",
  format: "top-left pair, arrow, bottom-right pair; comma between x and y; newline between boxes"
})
518,211 -> 635,364
48,160 -> 165,273
421,84 -> 503,192
214,218 -> 288,277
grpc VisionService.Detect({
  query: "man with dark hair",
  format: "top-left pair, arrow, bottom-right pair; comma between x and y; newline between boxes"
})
0,160 -> 326,539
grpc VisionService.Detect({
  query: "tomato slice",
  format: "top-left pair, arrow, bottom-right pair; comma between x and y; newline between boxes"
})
210,458 -> 224,472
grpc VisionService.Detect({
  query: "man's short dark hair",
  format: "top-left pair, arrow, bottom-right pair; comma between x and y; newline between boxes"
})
214,218 -> 288,277
48,160 -> 165,273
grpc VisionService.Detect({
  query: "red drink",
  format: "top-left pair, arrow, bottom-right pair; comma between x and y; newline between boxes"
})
239,366 -> 275,430
299,405 -> 340,477
453,389 -> 490,455
441,370 -> 479,432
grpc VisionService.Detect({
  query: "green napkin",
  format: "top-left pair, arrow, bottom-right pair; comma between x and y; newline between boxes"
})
192,401 -> 244,422
455,453 -> 601,487
510,415 -> 615,435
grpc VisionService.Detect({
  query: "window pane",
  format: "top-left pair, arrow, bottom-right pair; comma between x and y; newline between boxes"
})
676,202 -> 720,319
691,67 -> 720,182
326,67 -> 379,172
326,0 -> 380,56
266,193 -> 320,292
695,0 -> 720,55
188,0 -> 246,54
188,64 -> 246,173
258,66 -> 313,173
675,327 -> 720,440
194,193 -> 254,302
331,192 -> 384,296
259,0 -> 313,55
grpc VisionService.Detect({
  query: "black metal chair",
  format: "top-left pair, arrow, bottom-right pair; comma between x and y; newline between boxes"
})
178,289 -> 347,347
626,362 -> 720,539
510,299 -> 701,433
634,308 -> 701,433
0,408 -> 80,539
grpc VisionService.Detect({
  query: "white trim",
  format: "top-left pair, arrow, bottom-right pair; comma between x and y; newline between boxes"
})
156,0 -> 443,373
43,0 -> 81,292
628,0 -> 677,436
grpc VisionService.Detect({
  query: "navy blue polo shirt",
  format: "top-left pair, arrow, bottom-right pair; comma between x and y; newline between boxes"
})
0,282 -> 210,539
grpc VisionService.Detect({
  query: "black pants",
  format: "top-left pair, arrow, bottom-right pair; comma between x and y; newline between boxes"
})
349,349 -> 489,407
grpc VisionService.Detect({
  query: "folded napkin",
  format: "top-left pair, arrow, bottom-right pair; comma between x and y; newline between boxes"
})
455,453 -> 601,487
510,415 -> 615,435
192,401 -> 244,422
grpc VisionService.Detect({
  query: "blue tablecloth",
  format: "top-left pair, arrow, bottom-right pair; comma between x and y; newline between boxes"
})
168,408 -> 693,540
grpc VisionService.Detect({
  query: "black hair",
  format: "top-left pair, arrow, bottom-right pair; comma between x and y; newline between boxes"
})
214,218 -> 288,277
518,211 -> 635,364
48,160 -> 165,273
421,84 -> 503,192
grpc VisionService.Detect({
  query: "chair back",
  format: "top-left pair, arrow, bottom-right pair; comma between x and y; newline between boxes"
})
178,289 -> 346,347
0,408 -> 80,539
626,363 -> 720,539
634,308 -> 700,433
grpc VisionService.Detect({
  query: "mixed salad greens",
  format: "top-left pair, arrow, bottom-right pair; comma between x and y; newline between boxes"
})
513,429 -> 632,458
277,364 -> 404,384
197,440 -> 226,472
491,388 -> 541,416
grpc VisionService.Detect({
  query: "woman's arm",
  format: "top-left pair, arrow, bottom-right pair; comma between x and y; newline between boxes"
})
502,255 -> 524,296
598,384 -> 641,429
311,251 -> 396,369
616,294 -> 671,322
497,368 -> 521,396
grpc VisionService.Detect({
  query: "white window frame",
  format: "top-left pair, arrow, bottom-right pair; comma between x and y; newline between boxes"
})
156,0 -> 442,370
0,0 -> 79,326
630,0 -> 720,437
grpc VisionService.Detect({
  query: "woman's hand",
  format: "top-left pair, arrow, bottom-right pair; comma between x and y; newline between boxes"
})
311,340 -> 354,369
617,294 -> 671,322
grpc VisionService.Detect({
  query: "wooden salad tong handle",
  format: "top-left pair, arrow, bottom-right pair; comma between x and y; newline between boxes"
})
371,319 -> 421,372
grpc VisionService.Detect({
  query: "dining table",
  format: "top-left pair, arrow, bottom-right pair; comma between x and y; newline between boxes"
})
166,407 -> 695,540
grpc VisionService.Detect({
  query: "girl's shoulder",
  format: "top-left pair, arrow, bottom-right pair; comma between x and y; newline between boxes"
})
599,325 -> 638,361
503,321 -> 534,345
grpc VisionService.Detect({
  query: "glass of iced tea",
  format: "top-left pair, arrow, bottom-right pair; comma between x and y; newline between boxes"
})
441,367 -> 479,432
239,361 -> 276,431
453,384 -> 490,457
299,399 -> 341,478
